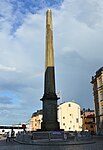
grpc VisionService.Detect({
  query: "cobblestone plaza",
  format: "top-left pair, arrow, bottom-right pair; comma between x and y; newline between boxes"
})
0,137 -> 103,150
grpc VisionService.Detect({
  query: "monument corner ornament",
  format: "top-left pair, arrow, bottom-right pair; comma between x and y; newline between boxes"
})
40,9 -> 60,131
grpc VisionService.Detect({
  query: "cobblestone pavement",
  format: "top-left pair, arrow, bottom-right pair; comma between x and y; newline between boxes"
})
0,137 -> 103,150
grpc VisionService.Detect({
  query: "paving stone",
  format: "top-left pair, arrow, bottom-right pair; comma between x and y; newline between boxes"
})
0,137 -> 103,150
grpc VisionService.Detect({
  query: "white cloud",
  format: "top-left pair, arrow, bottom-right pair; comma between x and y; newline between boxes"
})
53,0 -> 103,61
0,64 -> 16,72
61,0 -> 103,27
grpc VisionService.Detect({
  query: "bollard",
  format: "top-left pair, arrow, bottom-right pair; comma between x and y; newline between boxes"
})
63,132 -> 67,140
48,132 -> 51,141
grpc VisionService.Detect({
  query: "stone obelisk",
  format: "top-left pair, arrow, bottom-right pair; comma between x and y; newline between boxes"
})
41,9 -> 60,131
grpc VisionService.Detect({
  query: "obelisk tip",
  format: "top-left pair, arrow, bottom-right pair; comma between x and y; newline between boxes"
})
46,9 -> 52,28
47,9 -> 51,12
46,9 -> 52,14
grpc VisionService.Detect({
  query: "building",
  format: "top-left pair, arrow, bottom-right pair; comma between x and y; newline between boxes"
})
82,108 -> 96,134
30,110 -> 42,131
91,67 -> 103,134
31,102 -> 82,131
58,102 -> 82,131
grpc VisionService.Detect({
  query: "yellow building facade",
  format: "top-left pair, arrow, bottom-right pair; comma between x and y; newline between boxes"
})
31,102 -> 82,131
58,102 -> 82,131
30,110 -> 42,131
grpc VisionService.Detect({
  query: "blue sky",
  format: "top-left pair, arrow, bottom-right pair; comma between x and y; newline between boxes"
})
0,0 -> 63,33
0,0 -> 103,125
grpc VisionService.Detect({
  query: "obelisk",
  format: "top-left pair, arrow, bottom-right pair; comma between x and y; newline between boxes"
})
41,9 -> 60,131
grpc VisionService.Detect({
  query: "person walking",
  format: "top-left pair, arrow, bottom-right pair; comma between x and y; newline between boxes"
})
11,129 -> 15,140
6,131 -> 11,142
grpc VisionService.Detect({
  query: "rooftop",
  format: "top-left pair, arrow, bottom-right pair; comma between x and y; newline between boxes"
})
32,110 -> 42,117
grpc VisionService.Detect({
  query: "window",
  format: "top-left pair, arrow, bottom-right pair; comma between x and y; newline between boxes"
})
90,125 -> 93,128
102,105 -> 103,114
63,123 -> 65,126
70,121 -> 72,123
98,108 -> 100,115
90,119 -> 93,122
63,117 -> 65,119
94,83 -> 98,91
68,104 -> 71,107
99,77 -> 102,86
100,92 -> 103,101
96,98 -> 99,103
76,118 -> 79,123
70,114 -> 72,116
69,127 -> 71,130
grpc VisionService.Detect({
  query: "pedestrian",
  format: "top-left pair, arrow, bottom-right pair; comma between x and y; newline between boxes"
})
11,129 -> 15,140
6,132 -> 11,142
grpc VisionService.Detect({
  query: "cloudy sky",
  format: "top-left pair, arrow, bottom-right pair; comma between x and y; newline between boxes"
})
0,0 -> 103,125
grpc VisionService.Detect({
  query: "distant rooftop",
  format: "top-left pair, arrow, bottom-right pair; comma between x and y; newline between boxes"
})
32,110 -> 42,117
96,67 -> 103,75
91,66 -> 103,83
82,108 -> 94,112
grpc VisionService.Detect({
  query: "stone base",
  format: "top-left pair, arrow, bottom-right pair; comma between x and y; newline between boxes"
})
41,121 -> 60,131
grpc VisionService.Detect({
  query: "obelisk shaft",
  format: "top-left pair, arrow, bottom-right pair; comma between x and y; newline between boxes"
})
45,9 -> 54,68
41,10 -> 60,131
45,9 -> 55,95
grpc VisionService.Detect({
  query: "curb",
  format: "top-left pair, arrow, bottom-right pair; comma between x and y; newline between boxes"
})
14,139 -> 96,146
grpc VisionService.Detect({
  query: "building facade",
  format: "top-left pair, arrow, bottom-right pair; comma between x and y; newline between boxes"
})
31,102 -> 82,131
82,109 -> 96,134
91,67 -> 103,134
30,110 -> 42,131
58,102 -> 82,131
